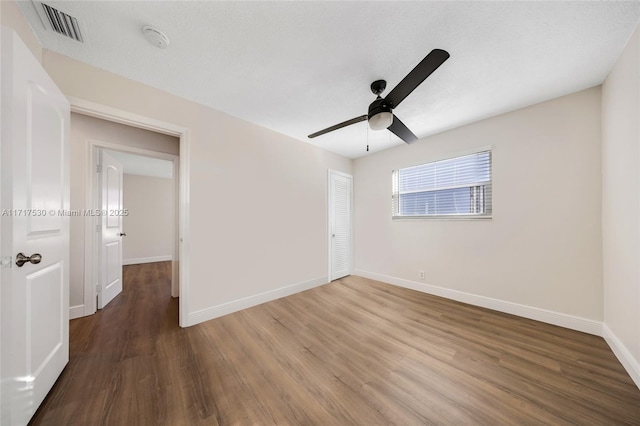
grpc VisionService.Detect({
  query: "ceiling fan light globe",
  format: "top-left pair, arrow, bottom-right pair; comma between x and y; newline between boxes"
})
369,112 -> 393,130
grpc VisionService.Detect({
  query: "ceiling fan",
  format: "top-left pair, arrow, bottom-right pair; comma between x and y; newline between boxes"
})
308,49 -> 450,144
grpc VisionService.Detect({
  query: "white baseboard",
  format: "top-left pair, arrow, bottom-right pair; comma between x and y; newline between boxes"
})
187,276 -> 328,326
69,304 -> 85,320
602,324 -> 640,389
123,255 -> 173,265
353,269 -> 602,336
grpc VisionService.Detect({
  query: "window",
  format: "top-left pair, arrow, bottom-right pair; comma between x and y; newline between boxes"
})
392,150 -> 492,218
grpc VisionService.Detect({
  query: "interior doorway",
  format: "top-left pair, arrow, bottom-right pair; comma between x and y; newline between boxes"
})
95,147 -> 178,309
87,140 -> 179,313
68,97 -> 190,327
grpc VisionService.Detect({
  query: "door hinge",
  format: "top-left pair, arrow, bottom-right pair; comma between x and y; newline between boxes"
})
97,164 -> 102,173
1,256 -> 12,269
96,284 -> 100,293
96,224 -> 100,232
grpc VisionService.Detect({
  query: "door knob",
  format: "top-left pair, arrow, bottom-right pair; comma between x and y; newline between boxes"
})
119,232 -> 127,237
15,252 -> 42,267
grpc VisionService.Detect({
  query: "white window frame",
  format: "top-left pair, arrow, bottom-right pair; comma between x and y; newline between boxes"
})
392,149 -> 493,220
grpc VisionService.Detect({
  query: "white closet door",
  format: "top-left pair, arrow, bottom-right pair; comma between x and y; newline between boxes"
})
329,170 -> 352,281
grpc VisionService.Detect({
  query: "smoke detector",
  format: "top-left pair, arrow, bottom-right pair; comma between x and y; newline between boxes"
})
142,26 -> 169,49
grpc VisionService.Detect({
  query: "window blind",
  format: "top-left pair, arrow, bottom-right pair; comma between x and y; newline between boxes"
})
392,150 -> 492,218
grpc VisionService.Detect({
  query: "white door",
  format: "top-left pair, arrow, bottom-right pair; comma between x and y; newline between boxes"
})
329,170 -> 352,281
98,151 -> 125,308
0,28 -> 70,425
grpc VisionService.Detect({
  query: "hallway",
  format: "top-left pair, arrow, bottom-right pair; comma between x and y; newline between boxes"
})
30,262 -> 179,425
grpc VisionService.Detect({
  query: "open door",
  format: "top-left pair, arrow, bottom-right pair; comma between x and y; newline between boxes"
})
0,28 -> 70,425
98,151 -> 124,308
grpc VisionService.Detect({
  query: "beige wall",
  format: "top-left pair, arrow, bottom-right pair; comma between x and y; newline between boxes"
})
602,23 -> 640,381
72,113 -> 180,156
47,50 -> 351,319
123,174 -> 174,264
1,0 -> 41,62
69,113 -> 179,308
353,87 -> 603,322
3,6 -> 352,322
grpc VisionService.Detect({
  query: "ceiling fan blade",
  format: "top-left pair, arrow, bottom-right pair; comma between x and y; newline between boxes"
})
308,115 -> 368,138
385,49 -> 450,108
388,115 -> 418,144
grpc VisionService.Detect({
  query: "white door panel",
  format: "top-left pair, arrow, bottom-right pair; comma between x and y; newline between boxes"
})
329,171 -> 352,281
98,151 -> 124,308
27,263 -> 64,374
1,27 -> 70,425
26,83 -> 65,235
105,242 -> 119,289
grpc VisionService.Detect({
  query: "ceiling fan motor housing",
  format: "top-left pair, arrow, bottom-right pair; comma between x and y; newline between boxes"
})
368,98 -> 392,118
368,98 -> 393,130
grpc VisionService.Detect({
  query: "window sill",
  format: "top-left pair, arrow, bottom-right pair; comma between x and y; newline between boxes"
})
392,215 -> 492,221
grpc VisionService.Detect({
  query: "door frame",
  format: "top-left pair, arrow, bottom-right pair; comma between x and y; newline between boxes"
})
327,169 -> 353,281
70,97 -> 191,327
91,144 -> 179,306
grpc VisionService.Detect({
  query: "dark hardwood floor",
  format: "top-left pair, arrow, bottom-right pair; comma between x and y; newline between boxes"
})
30,262 -> 640,425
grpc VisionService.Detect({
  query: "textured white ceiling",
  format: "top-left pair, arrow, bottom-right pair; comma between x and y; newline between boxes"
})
17,1 -> 640,159
107,150 -> 173,179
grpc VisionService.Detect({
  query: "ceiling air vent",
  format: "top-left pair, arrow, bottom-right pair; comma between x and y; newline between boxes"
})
38,2 -> 83,42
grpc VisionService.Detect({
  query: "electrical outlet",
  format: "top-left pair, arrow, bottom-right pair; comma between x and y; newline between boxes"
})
419,271 -> 425,280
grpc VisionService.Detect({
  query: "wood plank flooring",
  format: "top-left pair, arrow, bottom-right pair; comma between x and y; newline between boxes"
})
30,262 -> 640,425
